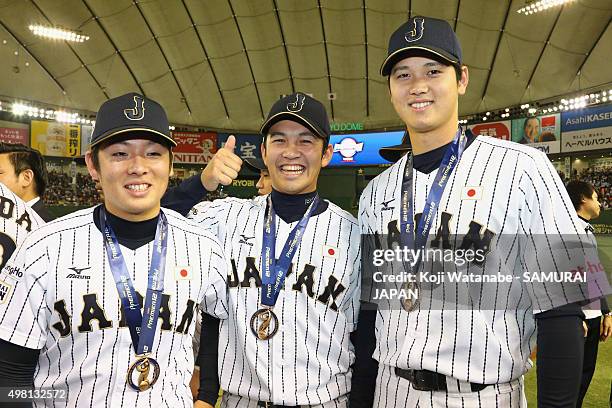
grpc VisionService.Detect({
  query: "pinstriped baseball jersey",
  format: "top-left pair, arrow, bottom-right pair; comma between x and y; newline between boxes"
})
189,195 -> 361,405
0,205 -> 227,408
0,182 -> 44,275
359,136 -> 598,385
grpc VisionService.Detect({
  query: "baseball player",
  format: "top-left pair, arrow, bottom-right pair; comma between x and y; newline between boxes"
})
0,181 -> 44,270
0,182 -> 45,406
0,93 -> 228,407
188,93 -> 361,407
355,16 -> 608,408
0,143 -> 52,221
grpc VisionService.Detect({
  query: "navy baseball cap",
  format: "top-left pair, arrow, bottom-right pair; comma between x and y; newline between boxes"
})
244,157 -> 267,171
90,93 -> 176,148
379,130 -> 411,162
260,92 -> 331,144
380,16 -> 462,76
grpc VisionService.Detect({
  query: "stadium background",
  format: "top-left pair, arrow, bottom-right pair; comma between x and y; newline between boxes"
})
1,110 -> 609,223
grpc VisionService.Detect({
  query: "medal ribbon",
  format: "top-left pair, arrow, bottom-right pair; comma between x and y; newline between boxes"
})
400,128 -> 467,270
261,194 -> 319,307
100,207 -> 168,355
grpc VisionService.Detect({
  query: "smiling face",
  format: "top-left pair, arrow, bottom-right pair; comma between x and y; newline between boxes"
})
85,137 -> 172,221
261,120 -> 332,195
389,55 -> 468,152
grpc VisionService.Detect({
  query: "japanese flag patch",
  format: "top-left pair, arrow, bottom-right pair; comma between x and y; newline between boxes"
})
175,266 -> 192,281
462,186 -> 482,200
323,245 -> 338,259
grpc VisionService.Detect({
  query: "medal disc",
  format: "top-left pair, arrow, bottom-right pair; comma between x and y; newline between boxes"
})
127,356 -> 161,391
250,308 -> 279,340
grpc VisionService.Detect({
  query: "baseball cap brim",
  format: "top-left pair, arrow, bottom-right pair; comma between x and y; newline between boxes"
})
379,144 -> 411,162
89,126 -> 177,148
380,45 -> 460,76
244,157 -> 267,171
260,112 -> 329,142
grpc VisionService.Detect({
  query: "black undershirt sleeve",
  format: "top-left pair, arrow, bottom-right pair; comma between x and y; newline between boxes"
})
535,303 -> 584,408
196,312 -> 221,405
348,304 -> 378,408
0,339 -> 40,407
161,174 -> 208,216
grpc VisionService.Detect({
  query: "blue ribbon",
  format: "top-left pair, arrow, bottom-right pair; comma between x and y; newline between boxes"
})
100,207 -> 168,356
400,128 -> 467,269
261,195 -> 319,307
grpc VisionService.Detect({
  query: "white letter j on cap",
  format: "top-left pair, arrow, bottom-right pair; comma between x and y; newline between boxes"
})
124,95 -> 145,121
405,18 -> 424,42
286,94 -> 305,112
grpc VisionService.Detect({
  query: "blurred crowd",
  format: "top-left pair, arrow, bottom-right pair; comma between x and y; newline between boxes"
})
44,170 -> 187,206
45,171 -> 99,206
559,166 -> 612,210
579,166 -> 612,209
43,165 -> 612,210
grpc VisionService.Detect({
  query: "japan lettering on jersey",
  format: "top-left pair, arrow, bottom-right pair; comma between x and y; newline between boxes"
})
0,182 -> 44,304
359,136 -> 606,385
0,206 -> 227,408
190,196 -> 361,405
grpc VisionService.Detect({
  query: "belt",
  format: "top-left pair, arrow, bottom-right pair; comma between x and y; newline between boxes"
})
394,367 -> 489,392
257,402 -> 299,408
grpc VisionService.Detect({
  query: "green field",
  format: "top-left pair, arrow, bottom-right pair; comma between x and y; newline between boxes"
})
525,234 -> 612,407
525,341 -> 611,407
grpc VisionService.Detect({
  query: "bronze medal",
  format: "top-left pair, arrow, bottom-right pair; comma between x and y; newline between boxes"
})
250,308 -> 279,340
401,281 -> 419,312
127,356 -> 161,391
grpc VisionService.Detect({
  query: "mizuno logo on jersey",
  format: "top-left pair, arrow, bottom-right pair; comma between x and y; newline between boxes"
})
381,199 -> 395,211
239,235 -> 255,246
66,266 -> 91,280
0,279 -> 12,303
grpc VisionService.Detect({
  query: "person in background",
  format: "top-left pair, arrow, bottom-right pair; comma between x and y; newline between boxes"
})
244,156 -> 272,196
0,143 -> 52,221
565,180 -> 611,408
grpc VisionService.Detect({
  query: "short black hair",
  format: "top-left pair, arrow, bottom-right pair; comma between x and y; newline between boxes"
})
565,180 -> 596,211
0,143 -> 48,196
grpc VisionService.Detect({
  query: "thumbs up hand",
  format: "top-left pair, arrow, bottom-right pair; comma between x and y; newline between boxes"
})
200,135 -> 243,192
